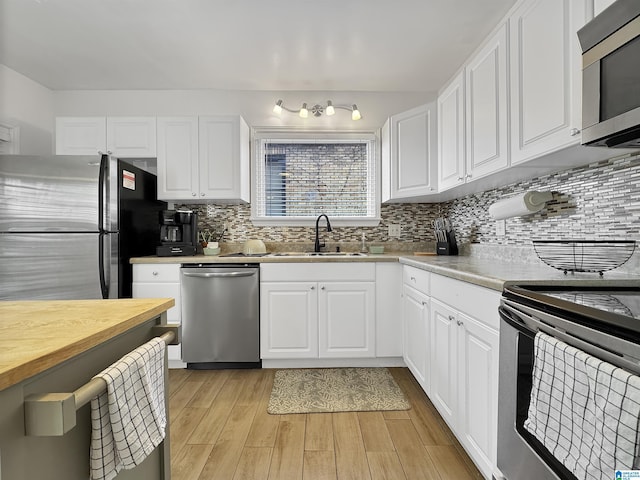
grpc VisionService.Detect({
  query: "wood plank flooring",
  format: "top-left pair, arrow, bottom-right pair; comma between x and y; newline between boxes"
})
168,367 -> 483,480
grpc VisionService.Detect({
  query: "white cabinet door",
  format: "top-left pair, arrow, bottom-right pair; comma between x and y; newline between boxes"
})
458,311 -> 499,479
509,0 -> 587,165
438,72 -> 466,191
382,103 -> 437,201
156,117 -> 199,200
318,282 -> 376,358
430,298 -> 459,428
132,263 -> 183,365
198,116 -> 250,202
55,117 -> 106,155
106,117 -> 156,157
402,285 -> 430,393
465,24 -> 509,180
260,282 -> 318,359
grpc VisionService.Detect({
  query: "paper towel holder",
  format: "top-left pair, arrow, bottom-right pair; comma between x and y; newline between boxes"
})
488,191 -> 553,220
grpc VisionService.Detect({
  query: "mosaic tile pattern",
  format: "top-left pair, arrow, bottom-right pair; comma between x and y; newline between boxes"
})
178,152 -> 640,265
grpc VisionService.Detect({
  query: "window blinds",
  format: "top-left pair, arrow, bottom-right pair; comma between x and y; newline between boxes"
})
254,137 -> 377,219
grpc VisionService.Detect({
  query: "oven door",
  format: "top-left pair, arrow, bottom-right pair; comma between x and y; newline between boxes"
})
496,305 -> 573,480
496,298 -> 640,480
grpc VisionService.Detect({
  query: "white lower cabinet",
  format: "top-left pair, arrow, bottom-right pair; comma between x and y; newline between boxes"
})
132,263 -> 184,367
429,274 -> 500,479
402,284 -> 430,393
401,266 -> 500,479
260,263 -> 376,360
260,282 -> 319,358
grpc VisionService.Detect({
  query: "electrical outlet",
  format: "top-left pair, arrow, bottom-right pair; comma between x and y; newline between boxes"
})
496,219 -> 506,236
388,224 -> 401,237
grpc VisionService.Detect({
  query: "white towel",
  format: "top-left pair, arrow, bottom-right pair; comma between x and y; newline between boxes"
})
524,332 -> 640,480
89,337 -> 167,480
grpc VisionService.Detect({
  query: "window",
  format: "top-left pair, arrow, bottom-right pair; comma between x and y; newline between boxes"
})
252,130 -> 379,226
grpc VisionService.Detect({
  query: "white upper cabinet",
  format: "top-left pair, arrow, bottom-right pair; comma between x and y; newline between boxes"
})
55,117 -> 106,155
106,117 -> 156,157
381,103 -> 437,202
465,23 -> 509,180
438,72 -> 466,191
198,116 -> 250,202
156,115 -> 250,202
509,0 -> 587,165
56,116 -> 156,157
156,116 -> 200,200
438,23 -> 509,193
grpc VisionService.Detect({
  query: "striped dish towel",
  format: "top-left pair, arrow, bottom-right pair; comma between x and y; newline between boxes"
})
89,337 -> 167,480
524,332 -> 640,480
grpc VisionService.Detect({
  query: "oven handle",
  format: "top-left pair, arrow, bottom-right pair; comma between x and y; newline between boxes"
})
499,304 -> 536,336
501,300 -> 640,375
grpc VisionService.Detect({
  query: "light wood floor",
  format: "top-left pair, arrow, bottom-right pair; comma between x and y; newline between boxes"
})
168,367 -> 483,480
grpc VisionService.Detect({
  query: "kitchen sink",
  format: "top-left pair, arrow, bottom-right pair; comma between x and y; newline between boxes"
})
267,252 -> 367,257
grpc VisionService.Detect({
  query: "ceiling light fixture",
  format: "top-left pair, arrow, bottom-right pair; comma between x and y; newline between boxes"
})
272,99 -> 362,120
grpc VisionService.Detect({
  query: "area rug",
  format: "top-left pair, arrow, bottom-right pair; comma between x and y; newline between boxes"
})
267,367 -> 411,414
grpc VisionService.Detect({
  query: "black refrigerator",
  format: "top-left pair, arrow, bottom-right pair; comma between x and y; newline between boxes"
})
0,154 -> 167,300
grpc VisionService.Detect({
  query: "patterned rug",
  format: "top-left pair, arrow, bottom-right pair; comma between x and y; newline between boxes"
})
267,367 -> 411,414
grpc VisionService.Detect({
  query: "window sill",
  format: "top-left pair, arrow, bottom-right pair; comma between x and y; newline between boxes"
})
250,217 -> 381,228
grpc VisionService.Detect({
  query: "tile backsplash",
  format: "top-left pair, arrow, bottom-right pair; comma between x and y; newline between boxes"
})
179,151 -> 640,257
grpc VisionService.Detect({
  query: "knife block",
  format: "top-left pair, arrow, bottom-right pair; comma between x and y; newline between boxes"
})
436,232 -> 458,256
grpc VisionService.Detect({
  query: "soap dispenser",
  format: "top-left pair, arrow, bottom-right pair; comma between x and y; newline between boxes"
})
360,232 -> 367,253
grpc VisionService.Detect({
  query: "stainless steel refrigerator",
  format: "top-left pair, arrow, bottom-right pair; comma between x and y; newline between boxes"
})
0,154 -> 167,300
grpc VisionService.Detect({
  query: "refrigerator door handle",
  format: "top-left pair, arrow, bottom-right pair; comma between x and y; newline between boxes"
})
98,154 -> 108,233
98,232 -> 110,299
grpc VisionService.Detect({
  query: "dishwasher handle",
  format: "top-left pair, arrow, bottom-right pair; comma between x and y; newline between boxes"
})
182,270 -> 257,278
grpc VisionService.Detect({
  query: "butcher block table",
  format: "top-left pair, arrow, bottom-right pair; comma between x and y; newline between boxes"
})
0,298 -> 175,480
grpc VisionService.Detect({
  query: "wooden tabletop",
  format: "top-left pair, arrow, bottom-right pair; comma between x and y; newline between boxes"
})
0,298 -> 174,391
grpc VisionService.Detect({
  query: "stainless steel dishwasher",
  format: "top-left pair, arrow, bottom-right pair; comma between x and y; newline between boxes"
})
180,263 -> 261,369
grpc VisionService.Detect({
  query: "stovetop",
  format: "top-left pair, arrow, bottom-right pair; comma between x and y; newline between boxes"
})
503,285 -> 640,337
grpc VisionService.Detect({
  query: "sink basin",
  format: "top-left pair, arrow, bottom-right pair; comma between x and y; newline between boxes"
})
267,252 -> 367,257
305,252 -> 367,257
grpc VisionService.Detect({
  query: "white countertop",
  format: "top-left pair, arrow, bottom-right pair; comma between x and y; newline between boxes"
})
131,252 -> 640,291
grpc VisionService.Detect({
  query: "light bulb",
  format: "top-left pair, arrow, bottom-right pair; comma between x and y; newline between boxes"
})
299,103 -> 309,118
351,104 -> 361,121
273,100 -> 283,115
326,101 -> 335,116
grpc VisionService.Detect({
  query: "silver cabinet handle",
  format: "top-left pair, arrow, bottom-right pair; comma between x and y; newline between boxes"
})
457,177 -> 464,181
152,271 -> 158,276
448,315 -> 455,321
410,276 -> 416,281
465,174 -> 472,179
321,286 -> 326,290
457,319 -> 464,326
421,301 -> 428,306
182,271 -> 256,278
192,192 -> 196,196
310,286 -> 315,290
570,128 -> 581,136
201,193 -> 205,196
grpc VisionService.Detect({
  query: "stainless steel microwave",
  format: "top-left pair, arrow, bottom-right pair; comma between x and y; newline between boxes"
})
577,0 -> 640,148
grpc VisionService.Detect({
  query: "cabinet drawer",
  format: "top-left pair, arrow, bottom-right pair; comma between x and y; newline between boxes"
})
403,265 -> 430,295
430,273 -> 500,329
132,263 -> 181,282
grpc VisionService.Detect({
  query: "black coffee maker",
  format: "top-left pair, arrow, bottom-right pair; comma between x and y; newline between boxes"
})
156,210 -> 198,256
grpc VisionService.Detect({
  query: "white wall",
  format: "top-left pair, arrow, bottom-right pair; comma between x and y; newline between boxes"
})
53,89 -> 433,131
0,65 -> 54,154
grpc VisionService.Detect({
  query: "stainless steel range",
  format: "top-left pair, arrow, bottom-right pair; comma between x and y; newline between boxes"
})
496,285 -> 640,480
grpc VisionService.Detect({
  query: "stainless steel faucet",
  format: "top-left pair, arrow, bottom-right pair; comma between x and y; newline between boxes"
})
314,214 -> 332,252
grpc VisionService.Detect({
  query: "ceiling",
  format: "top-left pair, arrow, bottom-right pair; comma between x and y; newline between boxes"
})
0,0 -> 518,92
